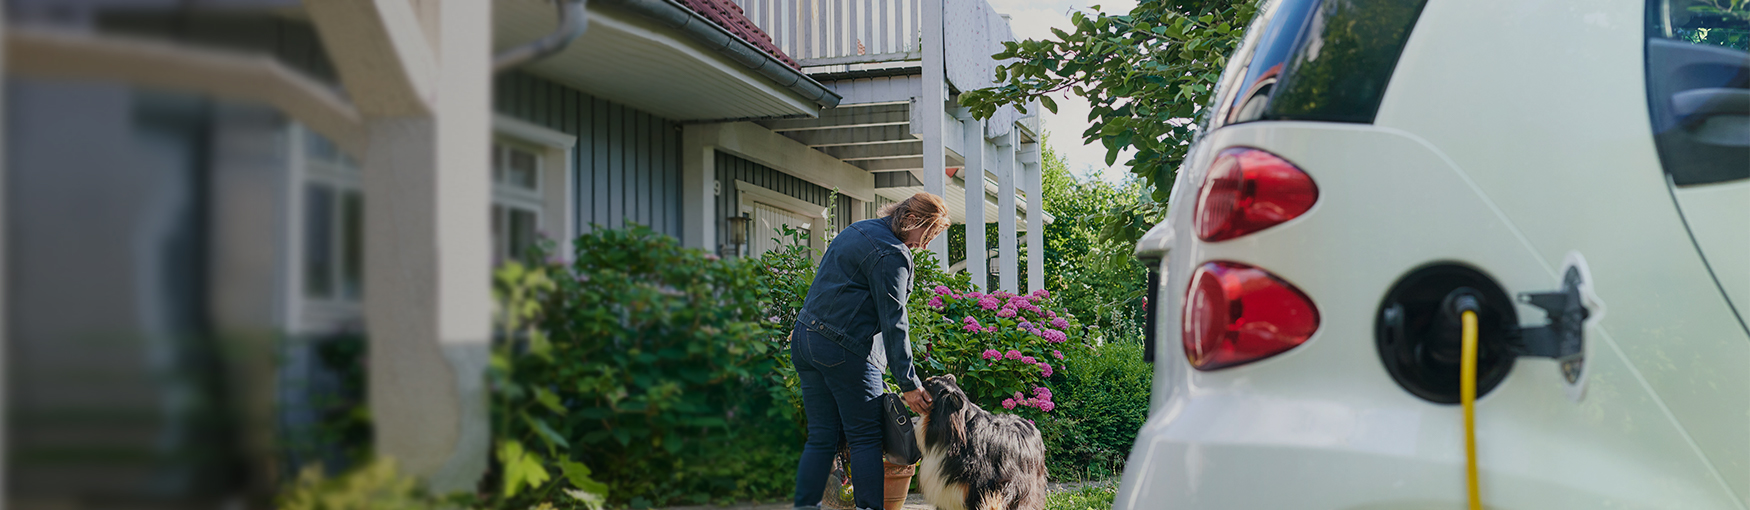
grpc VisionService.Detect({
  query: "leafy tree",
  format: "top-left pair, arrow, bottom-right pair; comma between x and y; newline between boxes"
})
960,0 -> 1259,247
1036,144 -> 1151,342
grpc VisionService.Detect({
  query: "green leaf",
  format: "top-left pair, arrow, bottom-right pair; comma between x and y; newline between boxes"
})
497,440 -> 551,497
528,329 -> 553,360
525,414 -> 571,450
534,387 -> 567,415
560,460 -> 611,496
1040,95 -> 1059,114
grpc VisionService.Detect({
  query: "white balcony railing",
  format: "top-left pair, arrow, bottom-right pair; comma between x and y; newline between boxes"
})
732,0 -> 922,67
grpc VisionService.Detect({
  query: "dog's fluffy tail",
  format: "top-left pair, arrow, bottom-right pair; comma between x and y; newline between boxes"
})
997,418 -> 1049,510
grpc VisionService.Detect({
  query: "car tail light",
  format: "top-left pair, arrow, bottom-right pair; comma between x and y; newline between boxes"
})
1194,148 -> 1318,241
1183,261 -> 1319,370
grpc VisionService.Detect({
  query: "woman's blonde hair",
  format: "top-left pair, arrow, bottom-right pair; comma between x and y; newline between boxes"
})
878,192 -> 951,243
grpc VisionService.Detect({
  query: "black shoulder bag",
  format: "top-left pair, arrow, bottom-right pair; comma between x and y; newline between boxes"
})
879,392 -> 924,465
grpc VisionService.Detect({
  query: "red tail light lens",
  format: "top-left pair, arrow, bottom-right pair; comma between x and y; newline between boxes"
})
1183,261 -> 1320,370
1195,148 -> 1318,242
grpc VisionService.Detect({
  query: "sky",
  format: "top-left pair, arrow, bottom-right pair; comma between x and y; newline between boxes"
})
986,0 -> 1139,183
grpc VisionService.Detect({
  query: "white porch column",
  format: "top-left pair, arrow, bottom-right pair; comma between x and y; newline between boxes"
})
851,198 -> 869,222
307,0 -> 492,492
995,132 -> 1017,293
1021,142 -> 1043,293
955,110 -> 987,290
681,126 -> 718,251
920,0 -> 948,262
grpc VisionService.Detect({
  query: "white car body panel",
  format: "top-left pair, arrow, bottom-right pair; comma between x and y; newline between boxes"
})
1114,0 -> 1750,507
1671,180 -> 1750,322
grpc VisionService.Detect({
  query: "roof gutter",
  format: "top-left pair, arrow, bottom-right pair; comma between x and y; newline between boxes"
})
495,0 -> 591,73
595,0 -> 842,109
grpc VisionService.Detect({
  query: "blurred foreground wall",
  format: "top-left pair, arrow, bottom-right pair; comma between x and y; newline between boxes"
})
5,3 -> 367,508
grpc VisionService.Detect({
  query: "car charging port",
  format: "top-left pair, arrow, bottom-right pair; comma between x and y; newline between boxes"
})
1376,265 -> 1519,404
1377,264 -> 1593,404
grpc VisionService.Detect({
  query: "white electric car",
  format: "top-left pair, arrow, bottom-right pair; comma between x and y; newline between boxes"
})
1119,0 -> 1749,508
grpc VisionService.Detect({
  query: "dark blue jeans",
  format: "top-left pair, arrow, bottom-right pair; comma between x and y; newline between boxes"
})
791,327 -> 885,510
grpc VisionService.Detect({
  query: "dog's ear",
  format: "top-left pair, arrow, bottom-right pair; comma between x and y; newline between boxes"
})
928,386 -> 968,446
942,373 -> 958,386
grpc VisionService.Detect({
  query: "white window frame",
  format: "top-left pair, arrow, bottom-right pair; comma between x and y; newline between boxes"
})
492,115 -> 576,263
287,124 -> 366,335
302,130 -> 363,305
735,180 -> 830,258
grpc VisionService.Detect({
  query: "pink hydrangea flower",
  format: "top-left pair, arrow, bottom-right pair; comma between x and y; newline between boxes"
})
1021,356 -> 1037,364
1002,398 -> 1017,410
1033,289 -> 1051,299
963,316 -> 981,326
1014,391 -> 1025,401
1025,398 -> 1039,407
1034,387 -> 1053,400
1050,317 -> 1070,330
1042,329 -> 1068,343
978,296 -> 1001,310
982,349 -> 1001,360
1038,401 -> 1056,412
966,291 -> 984,299
997,307 -> 1017,318
934,285 -> 953,296
1041,363 -> 1055,377
1005,350 -> 1022,360
1046,310 -> 1058,319
964,323 -> 982,332
927,296 -> 945,308
983,325 -> 998,333
1052,349 -> 1064,359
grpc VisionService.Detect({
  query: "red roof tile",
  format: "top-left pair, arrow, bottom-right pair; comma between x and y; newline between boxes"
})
673,0 -> 800,69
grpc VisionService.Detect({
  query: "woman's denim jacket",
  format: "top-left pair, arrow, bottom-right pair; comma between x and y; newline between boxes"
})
794,216 -> 923,392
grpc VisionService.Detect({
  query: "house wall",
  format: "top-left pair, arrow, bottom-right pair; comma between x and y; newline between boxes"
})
5,79 -> 255,503
494,72 -> 684,240
715,152 -> 855,254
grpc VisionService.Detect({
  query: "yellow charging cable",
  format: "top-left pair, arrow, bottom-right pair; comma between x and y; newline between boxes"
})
1460,310 -> 1481,510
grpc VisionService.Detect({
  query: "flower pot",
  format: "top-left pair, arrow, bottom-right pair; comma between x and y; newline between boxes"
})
882,460 -> 915,510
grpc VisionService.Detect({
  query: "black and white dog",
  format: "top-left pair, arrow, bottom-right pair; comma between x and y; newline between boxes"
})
914,374 -> 1048,510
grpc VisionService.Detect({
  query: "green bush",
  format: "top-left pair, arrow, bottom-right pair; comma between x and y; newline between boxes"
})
486,225 -> 797,508
1038,341 -> 1151,481
1044,484 -> 1117,510
276,458 -> 457,510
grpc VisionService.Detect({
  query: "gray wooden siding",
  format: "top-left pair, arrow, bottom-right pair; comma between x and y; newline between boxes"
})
867,194 -> 896,219
494,72 -> 683,240
716,152 -> 855,251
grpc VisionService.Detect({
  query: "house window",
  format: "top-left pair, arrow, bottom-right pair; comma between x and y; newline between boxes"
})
735,180 -> 827,259
303,132 -> 363,301
749,201 -> 812,256
493,142 -> 544,262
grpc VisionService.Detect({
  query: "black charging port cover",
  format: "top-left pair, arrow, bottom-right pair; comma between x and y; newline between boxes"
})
1376,264 -> 1519,404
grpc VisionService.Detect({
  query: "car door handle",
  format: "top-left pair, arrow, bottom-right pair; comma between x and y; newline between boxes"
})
1672,88 -> 1750,122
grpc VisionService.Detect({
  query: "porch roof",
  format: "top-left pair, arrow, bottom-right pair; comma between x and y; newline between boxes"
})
494,0 -> 840,122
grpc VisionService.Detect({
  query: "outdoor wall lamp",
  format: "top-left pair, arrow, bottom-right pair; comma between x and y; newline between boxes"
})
725,214 -> 751,256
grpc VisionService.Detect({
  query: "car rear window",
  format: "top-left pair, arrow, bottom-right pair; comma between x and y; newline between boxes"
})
1204,0 -> 1429,133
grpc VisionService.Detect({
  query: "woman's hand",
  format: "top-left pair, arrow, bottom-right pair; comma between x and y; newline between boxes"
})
903,388 -> 933,415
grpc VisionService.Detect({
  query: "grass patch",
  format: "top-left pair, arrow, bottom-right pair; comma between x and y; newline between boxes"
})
1045,485 -> 1116,510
